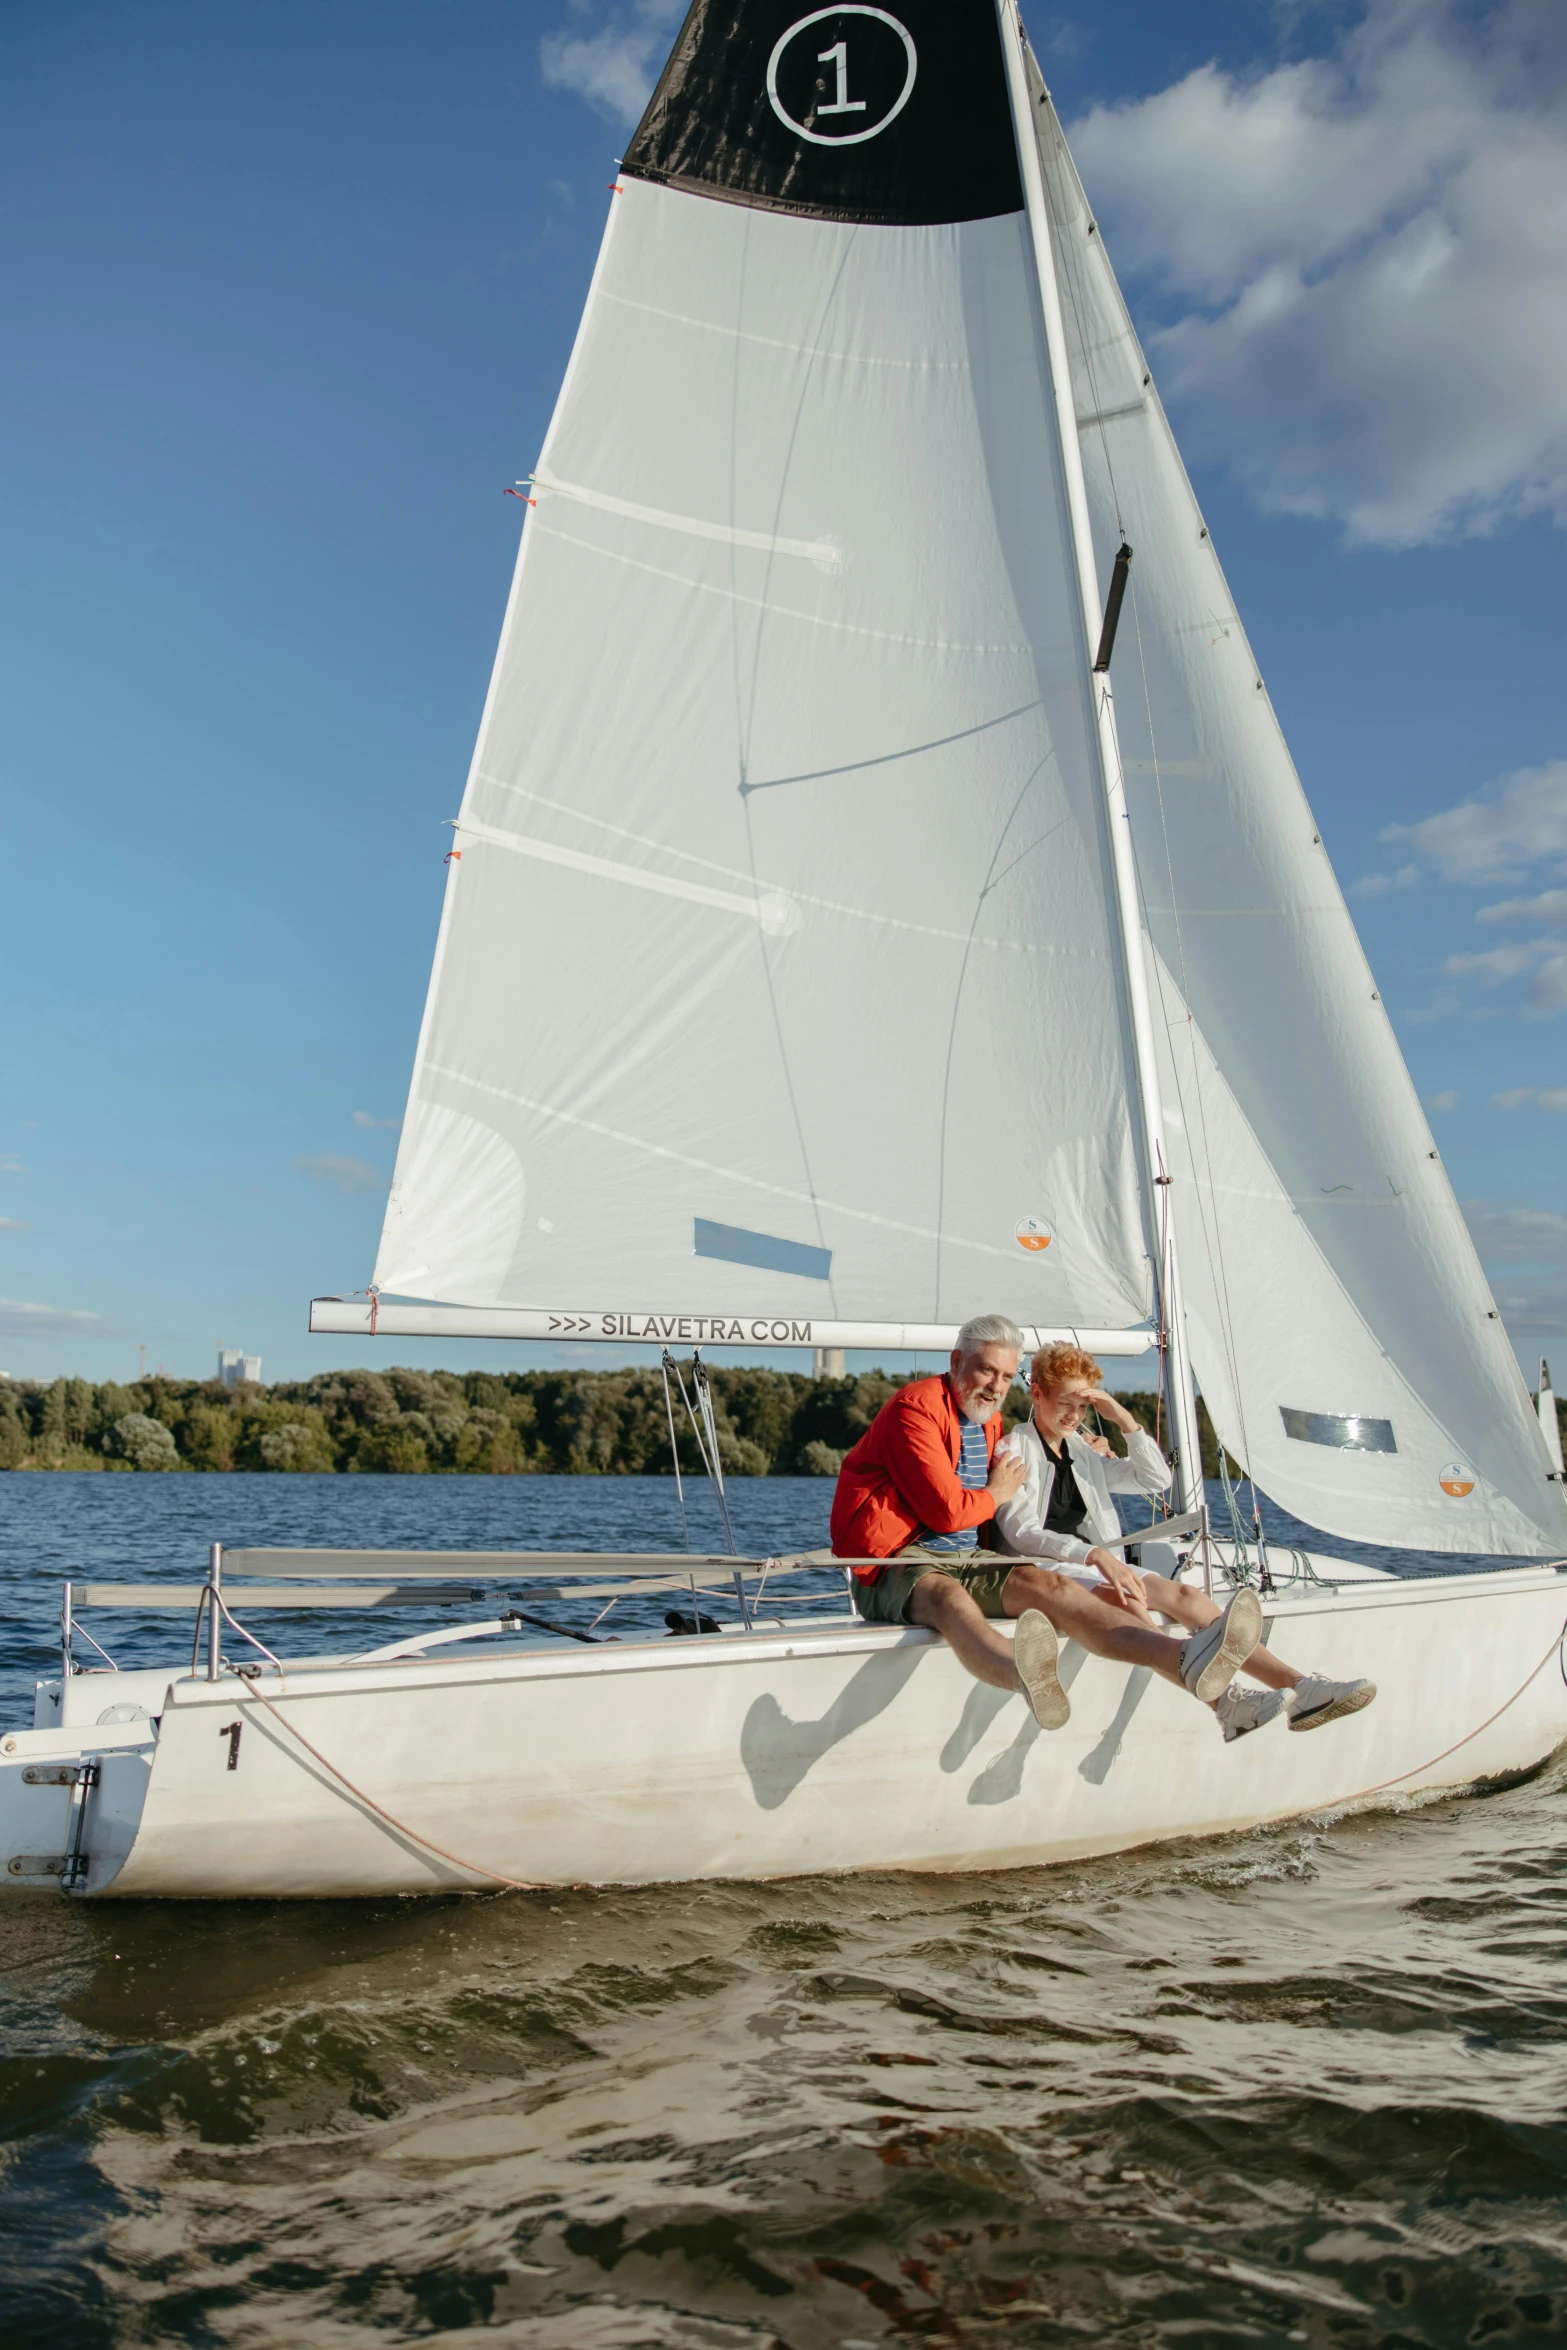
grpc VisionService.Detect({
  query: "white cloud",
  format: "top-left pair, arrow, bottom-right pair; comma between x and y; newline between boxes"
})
1404,987 -> 1461,1024
1074,0 -> 1567,545
0,1297 -> 101,1337
1447,940 -> 1548,988
540,1 -> 684,127
0,1218 -> 29,1231
1477,888 -> 1567,929
294,1154 -> 387,1196
1350,863 -> 1420,899
1463,1204 -> 1567,1337
1355,762 -> 1567,1013
1491,1280 -> 1567,1336
1489,1086 -> 1567,1111
1465,1203 -> 1567,1262
1421,1089 -> 1458,1111
0,1160 -> 25,1173
352,1111 -> 399,1130
1380,762 -> 1567,886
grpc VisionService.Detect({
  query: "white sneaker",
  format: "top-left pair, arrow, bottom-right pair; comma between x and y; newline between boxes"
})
1214,1684 -> 1287,1742
1178,1587 -> 1263,1705
1013,1610 -> 1070,1729
1287,1672 -> 1376,1731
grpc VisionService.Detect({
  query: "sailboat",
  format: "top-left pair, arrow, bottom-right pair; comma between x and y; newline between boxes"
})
6,0 -> 1567,1899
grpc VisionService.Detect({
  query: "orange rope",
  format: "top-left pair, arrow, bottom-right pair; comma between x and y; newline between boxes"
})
236,1676 -> 542,1893
1334,1615 -> 1567,1807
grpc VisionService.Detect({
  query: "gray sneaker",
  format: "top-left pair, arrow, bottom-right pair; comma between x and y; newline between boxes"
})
1179,1587 -> 1263,1705
1013,1610 -> 1070,1729
1214,1683 -> 1287,1742
1287,1672 -> 1376,1731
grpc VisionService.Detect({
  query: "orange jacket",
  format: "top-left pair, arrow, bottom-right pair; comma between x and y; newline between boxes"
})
830,1375 -> 1002,1578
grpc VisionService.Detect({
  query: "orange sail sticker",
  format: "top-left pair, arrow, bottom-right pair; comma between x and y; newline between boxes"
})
1015,1218 -> 1053,1252
1438,1462 -> 1475,1498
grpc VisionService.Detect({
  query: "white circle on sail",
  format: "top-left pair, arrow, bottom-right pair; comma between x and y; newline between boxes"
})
766,7 -> 917,148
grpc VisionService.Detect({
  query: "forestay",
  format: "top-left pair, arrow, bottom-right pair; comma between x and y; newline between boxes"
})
1027,57 -> 1567,1557
371,0 -> 1158,1341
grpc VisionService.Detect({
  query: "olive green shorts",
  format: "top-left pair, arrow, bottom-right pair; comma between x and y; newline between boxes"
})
852,1547 -> 1019,1627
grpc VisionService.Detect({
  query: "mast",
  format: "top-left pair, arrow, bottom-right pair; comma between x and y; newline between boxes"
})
994,0 -> 1205,1513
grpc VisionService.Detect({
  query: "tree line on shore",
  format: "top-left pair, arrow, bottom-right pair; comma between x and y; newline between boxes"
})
0,1364 -> 1242,1478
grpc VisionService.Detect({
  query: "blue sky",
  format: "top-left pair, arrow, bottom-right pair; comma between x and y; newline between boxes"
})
2,0 -> 1564,1389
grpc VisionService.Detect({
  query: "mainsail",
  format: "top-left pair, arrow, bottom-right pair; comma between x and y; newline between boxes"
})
364,0 -> 1163,1350
1027,57 -> 1567,1556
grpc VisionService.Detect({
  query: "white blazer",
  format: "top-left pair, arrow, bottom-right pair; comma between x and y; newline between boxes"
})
992,1415 -> 1172,1568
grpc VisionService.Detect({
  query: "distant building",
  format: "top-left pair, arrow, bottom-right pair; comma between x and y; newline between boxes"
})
218,1349 -> 262,1386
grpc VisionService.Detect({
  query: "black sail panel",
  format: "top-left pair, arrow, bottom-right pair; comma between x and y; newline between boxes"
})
622,0 -> 1024,225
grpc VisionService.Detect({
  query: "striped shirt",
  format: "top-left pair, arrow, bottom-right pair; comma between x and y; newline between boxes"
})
917,1413 -> 991,1551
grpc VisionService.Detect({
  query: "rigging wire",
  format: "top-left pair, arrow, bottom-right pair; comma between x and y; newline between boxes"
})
662,1348 -> 746,1625
659,1348 -> 693,1555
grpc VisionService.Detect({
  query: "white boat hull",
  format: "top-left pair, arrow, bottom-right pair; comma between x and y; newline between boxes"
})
4,1562 -> 1565,1899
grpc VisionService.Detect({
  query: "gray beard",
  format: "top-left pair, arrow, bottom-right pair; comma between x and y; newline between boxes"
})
953,1385 -> 996,1425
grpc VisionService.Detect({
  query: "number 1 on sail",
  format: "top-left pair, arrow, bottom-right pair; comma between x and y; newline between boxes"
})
816,40 -> 866,114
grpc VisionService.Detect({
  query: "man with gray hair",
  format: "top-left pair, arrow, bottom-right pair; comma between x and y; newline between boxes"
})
831,1314 -> 1264,1737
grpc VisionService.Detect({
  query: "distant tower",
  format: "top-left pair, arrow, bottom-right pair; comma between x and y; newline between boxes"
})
218,1348 -> 263,1387
812,1347 -> 846,1379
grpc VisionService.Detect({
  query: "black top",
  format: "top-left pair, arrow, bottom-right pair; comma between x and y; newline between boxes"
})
1043,1441 -> 1088,1540
622,0 -> 1025,227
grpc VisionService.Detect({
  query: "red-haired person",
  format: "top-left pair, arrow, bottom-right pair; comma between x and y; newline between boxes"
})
991,1342 -> 1375,1737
